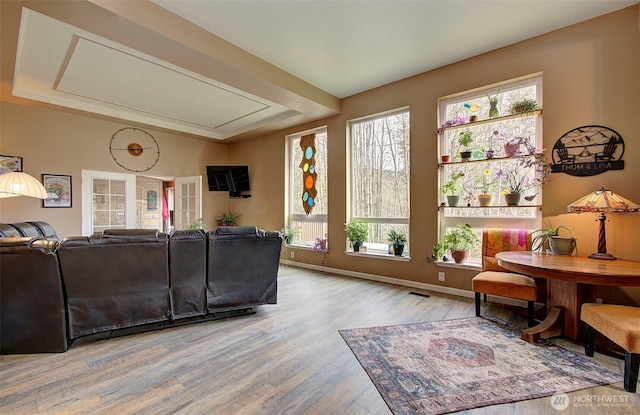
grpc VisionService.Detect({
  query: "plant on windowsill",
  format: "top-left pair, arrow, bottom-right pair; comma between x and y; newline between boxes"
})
344,220 -> 369,252
312,234 -> 328,265
216,211 -> 240,226
387,229 -> 407,256
281,224 -> 301,245
530,219 -> 577,255
441,172 -> 465,207
431,223 -> 479,264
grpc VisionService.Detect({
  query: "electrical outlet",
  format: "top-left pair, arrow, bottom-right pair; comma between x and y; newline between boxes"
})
438,272 -> 445,282
290,251 -> 295,259
596,298 -> 603,304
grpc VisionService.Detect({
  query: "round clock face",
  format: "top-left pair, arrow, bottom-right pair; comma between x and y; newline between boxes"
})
109,127 -> 160,172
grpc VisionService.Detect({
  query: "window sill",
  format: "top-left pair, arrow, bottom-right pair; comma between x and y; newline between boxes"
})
345,251 -> 411,262
434,260 -> 481,271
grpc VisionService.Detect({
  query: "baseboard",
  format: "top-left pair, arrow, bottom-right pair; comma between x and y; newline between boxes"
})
279,260 -> 535,309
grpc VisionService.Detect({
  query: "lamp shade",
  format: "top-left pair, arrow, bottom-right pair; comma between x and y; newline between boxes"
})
567,187 -> 640,213
0,172 -> 48,199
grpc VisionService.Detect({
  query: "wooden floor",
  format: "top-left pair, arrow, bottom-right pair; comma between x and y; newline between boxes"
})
1,266 -> 638,415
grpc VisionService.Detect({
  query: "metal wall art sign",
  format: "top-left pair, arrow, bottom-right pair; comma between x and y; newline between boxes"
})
550,125 -> 624,177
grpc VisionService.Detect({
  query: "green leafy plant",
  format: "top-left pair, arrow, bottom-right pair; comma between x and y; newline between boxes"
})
187,218 -> 206,230
431,223 -> 479,261
387,228 -> 407,245
458,130 -> 474,149
216,211 -> 240,226
530,219 -> 575,252
281,224 -> 301,244
508,98 -> 540,115
441,172 -> 465,196
344,220 -> 369,243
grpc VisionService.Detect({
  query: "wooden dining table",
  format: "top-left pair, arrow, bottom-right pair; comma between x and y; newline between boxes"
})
495,251 -> 640,342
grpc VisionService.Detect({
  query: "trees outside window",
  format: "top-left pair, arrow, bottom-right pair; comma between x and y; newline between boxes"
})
348,108 -> 410,255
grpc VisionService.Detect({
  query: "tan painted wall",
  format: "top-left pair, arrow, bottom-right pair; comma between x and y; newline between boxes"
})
229,6 -> 640,299
0,101 -> 231,237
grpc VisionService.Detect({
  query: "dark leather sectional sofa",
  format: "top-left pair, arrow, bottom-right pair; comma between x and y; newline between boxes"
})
0,222 -> 282,354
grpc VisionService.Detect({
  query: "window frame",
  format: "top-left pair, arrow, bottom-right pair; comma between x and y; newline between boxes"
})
285,126 -> 328,248
347,107 -> 411,256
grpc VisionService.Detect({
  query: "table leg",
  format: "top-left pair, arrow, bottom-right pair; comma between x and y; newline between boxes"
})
520,279 -> 596,342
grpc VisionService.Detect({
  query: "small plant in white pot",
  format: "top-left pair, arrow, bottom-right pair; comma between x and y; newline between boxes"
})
531,220 -> 576,255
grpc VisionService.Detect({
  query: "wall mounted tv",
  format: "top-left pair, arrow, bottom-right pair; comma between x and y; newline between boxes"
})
206,165 -> 251,198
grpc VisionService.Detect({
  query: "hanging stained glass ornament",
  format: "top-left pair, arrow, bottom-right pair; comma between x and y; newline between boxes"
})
299,133 -> 317,215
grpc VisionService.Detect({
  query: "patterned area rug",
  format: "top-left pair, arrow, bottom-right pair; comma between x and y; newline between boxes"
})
339,317 -> 621,415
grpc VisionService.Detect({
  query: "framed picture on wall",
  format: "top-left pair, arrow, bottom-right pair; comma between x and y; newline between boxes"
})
0,155 -> 23,174
43,174 -> 72,208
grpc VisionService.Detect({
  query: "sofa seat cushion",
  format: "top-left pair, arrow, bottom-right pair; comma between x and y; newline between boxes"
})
472,271 -> 537,301
581,304 -> 640,353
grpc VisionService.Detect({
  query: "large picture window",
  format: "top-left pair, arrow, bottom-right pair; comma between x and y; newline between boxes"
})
437,75 -> 543,264
348,108 -> 410,255
286,127 -> 328,247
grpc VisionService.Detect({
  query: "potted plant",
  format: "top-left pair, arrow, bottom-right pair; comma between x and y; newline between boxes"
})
474,168 -> 496,206
508,98 -> 540,115
495,144 -> 550,206
487,90 -> 500,118
531,220 -> 577,255
344,220 -> 369,252
216,211 -> 240,226
431,223 -> 479,264
458,130 -> 474,161
387,228 -> 407,256
187,218 -> 206,230
441,172 -> 465,207
281,224 -> 301,245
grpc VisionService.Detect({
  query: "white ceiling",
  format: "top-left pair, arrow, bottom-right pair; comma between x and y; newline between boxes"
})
10,0 -> 638,141
154,0 -> 638,99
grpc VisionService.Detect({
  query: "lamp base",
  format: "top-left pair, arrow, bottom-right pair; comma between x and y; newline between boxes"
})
589,252 -> 617,260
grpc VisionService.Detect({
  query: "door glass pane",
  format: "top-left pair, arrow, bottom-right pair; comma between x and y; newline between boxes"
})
92,178 -> 127,234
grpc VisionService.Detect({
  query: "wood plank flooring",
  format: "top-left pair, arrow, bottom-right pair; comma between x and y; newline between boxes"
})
1,266 -> 638,414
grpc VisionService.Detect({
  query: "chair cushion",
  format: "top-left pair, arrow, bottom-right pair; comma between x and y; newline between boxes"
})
472,271 -> 537,301
581,304 -> 640,353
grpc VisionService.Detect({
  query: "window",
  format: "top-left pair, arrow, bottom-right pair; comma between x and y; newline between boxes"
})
437,75 -> 543,264
286,126 -> 328,247
348,108 -> 410,255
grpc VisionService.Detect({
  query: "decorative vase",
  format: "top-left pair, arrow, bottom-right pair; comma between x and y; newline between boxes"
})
352,241 -> 363,252
477,194 -> 492,206
446,195 -> 460,207
549,236 -> 576,255
504,193 -> 521,206
503,143 -> 519,157
451,250 -> 468,264
489,101 -> 499,118
393,243 -> 405,256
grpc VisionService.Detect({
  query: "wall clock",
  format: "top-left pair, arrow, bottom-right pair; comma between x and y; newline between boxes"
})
109,127 -> 160,172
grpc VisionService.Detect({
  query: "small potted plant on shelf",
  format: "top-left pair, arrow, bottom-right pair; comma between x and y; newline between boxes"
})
458,130 -> 474,161
441,172 -> 465,207
431,223 -> 479,264
530,219 -> 577,255
508,98 -> 540,115
344,220 -> 369,252
216,211 -> 240,226
387,228 -> 407,256
474,169 -> 496,206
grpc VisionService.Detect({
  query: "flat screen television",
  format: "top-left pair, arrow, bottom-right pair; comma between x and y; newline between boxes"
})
206,165 -> 250,197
